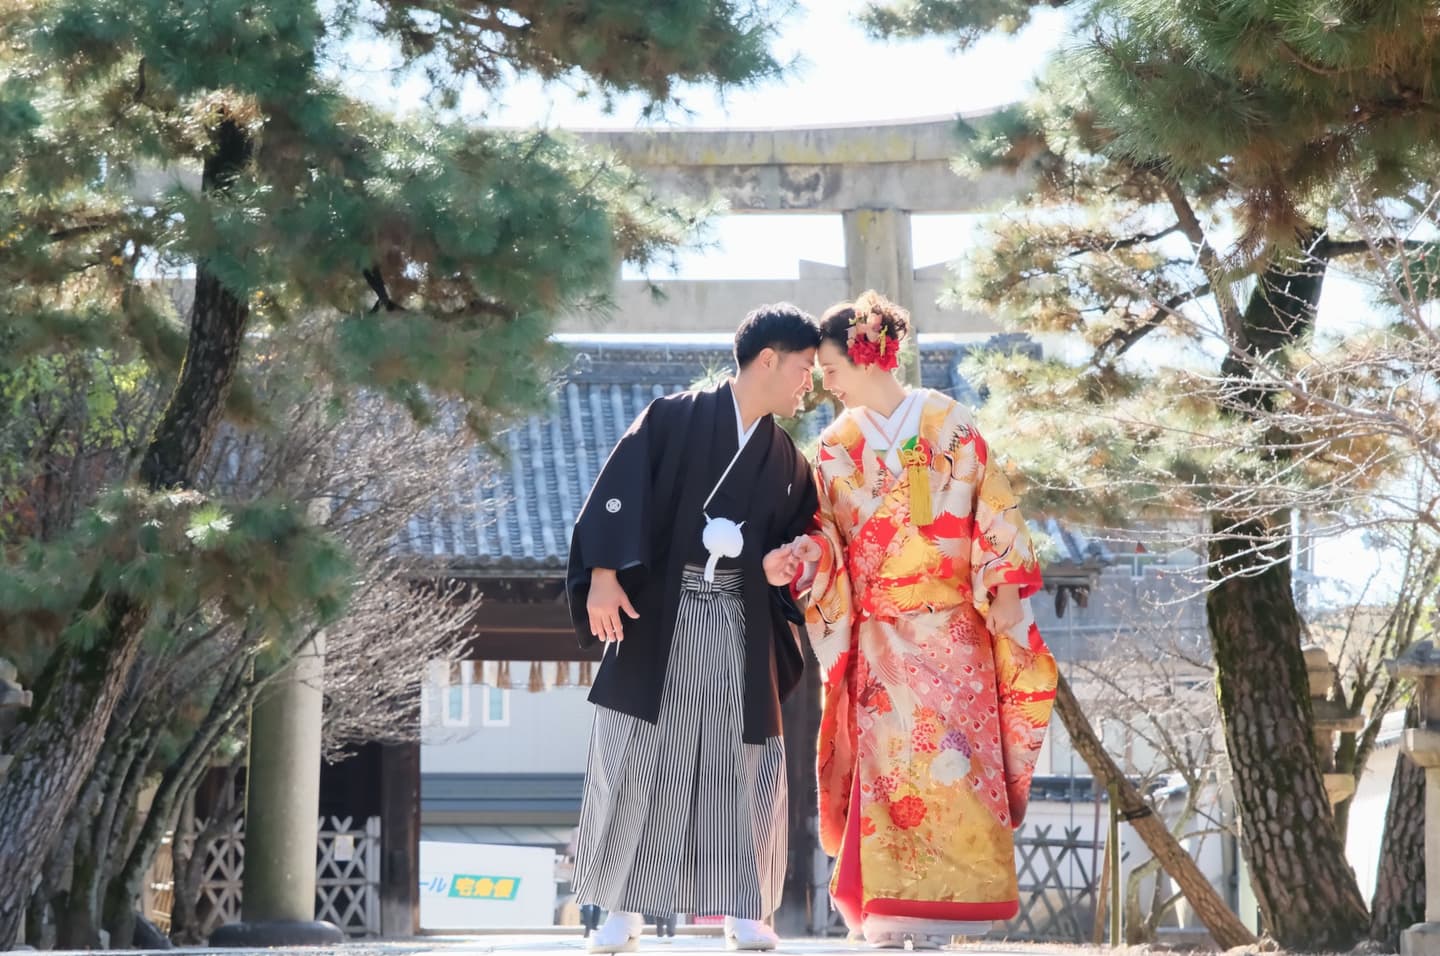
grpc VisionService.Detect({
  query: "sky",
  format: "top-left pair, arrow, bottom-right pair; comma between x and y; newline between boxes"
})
338,2 -> 1072,277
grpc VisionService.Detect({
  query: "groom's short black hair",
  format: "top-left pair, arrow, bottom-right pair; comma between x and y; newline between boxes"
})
734,302 -> 820,369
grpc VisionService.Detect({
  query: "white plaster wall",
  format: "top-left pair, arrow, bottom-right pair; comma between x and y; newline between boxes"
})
1347,743 -> 1400,902
421,679 -> 596,776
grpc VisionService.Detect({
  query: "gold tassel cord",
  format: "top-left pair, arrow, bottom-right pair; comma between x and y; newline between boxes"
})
899,440 -> 933,527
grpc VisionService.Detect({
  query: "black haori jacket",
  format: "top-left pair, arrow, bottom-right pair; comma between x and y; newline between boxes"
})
566,382 -> 818,744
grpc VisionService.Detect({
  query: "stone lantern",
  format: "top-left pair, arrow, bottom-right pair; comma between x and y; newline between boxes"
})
1385,639 -> 1440,956
1301,644 -> 1365,806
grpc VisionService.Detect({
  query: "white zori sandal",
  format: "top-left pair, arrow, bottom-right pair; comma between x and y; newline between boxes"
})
724,916 -> 780,951
861,916 -> 987,950
588,912 -> 645,954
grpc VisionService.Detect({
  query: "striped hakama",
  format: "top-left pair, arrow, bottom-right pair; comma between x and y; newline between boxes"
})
571,566 -> 788,920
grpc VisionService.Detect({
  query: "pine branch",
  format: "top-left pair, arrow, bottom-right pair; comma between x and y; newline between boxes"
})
1064,222 -> 1185,259
362,266 -> 403,313
1276,41 -> 1350,78
1094,283 -> 1213,363
1156,176 -> 1245,339
47,221 -> 120,243
1318,237 -> 1430,259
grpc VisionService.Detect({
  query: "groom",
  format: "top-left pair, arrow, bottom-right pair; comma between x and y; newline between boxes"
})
565,303 -> 820,953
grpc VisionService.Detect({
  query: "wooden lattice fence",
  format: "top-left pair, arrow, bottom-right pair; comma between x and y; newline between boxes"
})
149,815 -> 380,938
1001,825 -> 1102,941
315,816 -> 382,935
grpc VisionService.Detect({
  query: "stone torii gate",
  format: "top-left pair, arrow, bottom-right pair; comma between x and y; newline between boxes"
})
439,114 -> 1029,939
564,114 -> 1025,339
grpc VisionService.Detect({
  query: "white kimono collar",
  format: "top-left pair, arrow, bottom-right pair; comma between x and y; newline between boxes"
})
853,389 -> 929,475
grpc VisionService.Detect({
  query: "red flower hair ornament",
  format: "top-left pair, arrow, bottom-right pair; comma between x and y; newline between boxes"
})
846,290 -> 902,372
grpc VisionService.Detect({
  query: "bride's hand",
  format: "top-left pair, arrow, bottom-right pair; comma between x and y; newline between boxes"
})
987,586 -> 1024,634
788,534 -> 821,563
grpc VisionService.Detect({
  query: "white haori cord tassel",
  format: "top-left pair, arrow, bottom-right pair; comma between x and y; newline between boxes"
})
702,516 -> 745,582
701,442 -> 749,583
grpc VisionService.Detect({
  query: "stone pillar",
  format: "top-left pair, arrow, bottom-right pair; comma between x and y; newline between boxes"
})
210,629 -> 341,945
843,208 -> 919,386
211,502 -> 342,947
1386,640 -> 1440,956
1301,645 -> 1364,806
243,632 -> 330,918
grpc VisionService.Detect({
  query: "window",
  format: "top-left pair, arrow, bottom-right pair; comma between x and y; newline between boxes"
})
481,686 -> 510,727
440,661 -> 472,728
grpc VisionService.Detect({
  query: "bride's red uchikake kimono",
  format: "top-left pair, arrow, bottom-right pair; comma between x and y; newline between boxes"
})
798,391 -> 1059,930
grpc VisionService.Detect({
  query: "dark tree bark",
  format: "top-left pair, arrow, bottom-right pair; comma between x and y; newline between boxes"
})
56,724 -> 153,949
378,741 -> 422,937
1205,243 -> 1371,951
0,597 -> 153,945
1207,521 -> 1369,948
1370,710 -> 1425,951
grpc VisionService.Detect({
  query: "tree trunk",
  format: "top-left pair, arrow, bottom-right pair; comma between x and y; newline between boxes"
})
778,657 -> 821,936
53,752 -> 106,949
28,811 -> 84,950
100,724 -> 168,948
0,118 -> 253,949
1333,790 -> 1354,846
1123,860 -> 1155,944
170,799 -> 202,945
1370,716 -> 1425,950
171,771 -> 244,945
105,658 -> 252,946
68,723 -> 156,947
52,660 -> 161,948
1053,674 -> 1257,948
0,597 -> 152,946
1200,236 -> 1370,951
1207,515 -> 1370,951
138,118 -> 253,492
24,886 -> 50,950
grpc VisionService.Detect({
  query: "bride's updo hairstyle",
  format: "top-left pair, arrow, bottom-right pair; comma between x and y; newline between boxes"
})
818,290 -> 910,371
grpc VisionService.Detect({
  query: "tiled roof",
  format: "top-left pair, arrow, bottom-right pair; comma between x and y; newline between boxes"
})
402,336 -> 1031,574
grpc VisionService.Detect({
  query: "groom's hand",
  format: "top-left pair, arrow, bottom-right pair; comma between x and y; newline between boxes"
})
588,568 -> 639,643
762,544 -> 801,586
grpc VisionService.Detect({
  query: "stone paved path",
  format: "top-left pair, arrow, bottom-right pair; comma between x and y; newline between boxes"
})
39,933 -> 1118,956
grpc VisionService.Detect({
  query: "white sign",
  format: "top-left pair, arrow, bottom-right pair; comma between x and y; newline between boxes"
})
419,841 -> 558,930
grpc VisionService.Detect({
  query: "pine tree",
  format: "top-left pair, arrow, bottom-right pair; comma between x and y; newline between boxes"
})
864,0 -> 1440,948
0,0 -> 789,944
